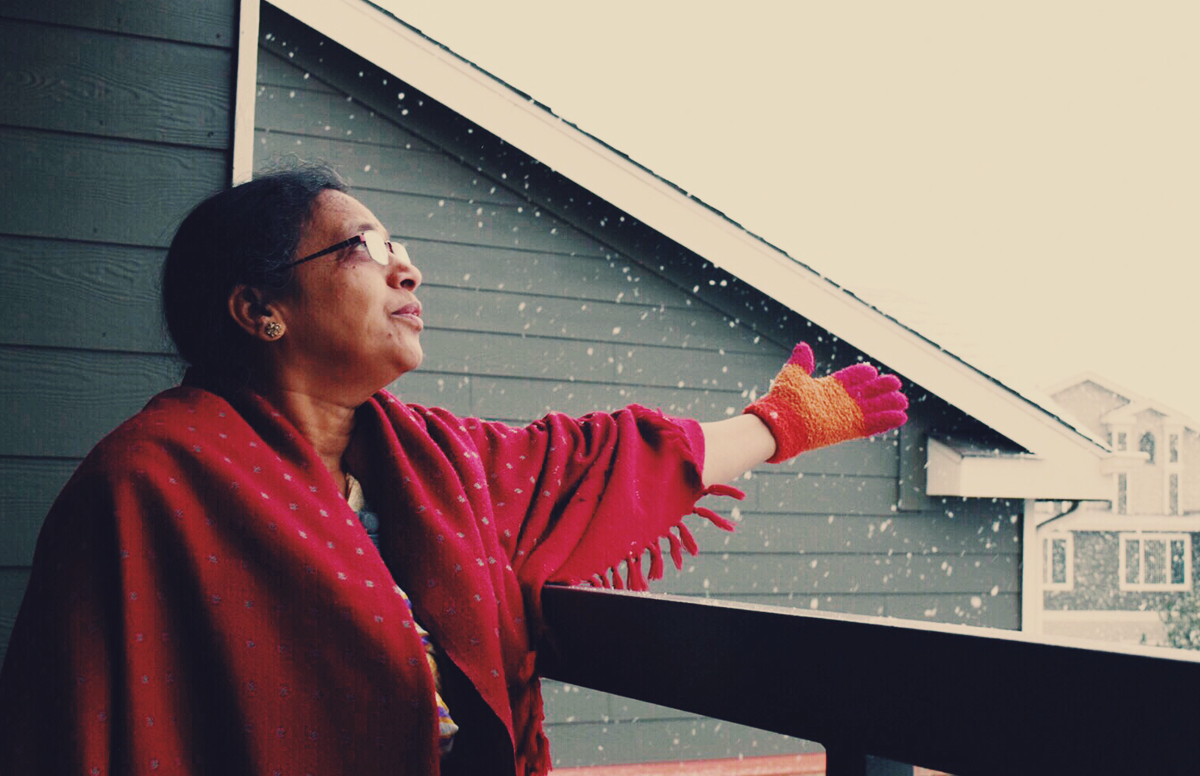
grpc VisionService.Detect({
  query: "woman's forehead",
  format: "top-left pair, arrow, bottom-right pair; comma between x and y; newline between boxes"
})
310,189 -> 387,236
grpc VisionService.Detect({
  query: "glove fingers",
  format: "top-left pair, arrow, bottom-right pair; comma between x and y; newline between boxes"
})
855,374 -> 904,400
860,392 -> 909,415
864,410 -> 908,436
785,342 -> 815,375
831,363 -> 878,390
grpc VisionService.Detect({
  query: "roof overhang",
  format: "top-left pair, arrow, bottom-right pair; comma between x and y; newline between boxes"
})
926,438 -> 1110,501
256,0 -> 1112,500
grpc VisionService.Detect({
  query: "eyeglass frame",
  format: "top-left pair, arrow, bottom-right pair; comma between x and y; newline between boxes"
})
280,231 -> 409,271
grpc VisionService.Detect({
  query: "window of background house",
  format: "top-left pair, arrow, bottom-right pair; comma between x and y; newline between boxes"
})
1043,534 -> 1073,590
1170,434 -> 1180,464
1120,534 -> 1191,591
1169,474 -> 1180,516
1141,432 -> 1156,463
1117,473 -> 1128,514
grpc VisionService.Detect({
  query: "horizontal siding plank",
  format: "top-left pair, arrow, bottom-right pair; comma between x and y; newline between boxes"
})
0,2 -> 234,47
1,21 -> 231,148
256,48 -> 339,94
653,552 -> 1018,596
381,371 -> 474,416
0,360 -> 464,563
0,236 -> 167,351
545,715 -> 815,769
0,128 -> 227,246
695,510 -> 1021,557
0,346 -> 475,459
751,470 -> 901,515
419,287 -> 767,354
0,568 -> 32,669
883,591 -> 1020,628
355,188 -> 610,257
255,82 -> 440,153
764,435 -> 899,477
0,458 -> 80,566
470,376 -> 740,425
1,237 -> 738,358
418,329 -> 616,383
614,345 -> 782,387
255,130 -> 519,204
409,240 -> 689,309
689,592 -> 1020,629
679,593 -> 899,622
542,680 -> 612,724
0,348 -> 185,458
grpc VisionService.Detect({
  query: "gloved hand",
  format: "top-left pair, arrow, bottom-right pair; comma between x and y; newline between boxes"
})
744,342 -> 909,463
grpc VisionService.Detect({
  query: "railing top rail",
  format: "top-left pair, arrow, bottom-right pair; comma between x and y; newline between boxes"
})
540,586 -> 1200,776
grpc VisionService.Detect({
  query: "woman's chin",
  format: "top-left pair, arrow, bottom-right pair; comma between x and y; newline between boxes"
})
395,347 -> 424,377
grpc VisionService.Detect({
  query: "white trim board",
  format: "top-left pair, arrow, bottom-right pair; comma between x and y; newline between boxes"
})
1041,611 -> 1164,623
231,0 -> 261,184
1046,514 -> 1200,533
263,0 -> 1109,498
927,438 -> 1108,500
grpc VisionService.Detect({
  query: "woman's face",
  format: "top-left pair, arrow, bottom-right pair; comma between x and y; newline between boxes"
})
268,189 -> 424,399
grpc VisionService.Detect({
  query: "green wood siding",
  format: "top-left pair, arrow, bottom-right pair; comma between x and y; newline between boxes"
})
0,1 -> 235,46
1,20 -> 232,147
0,2 -> 238,668
257,7 -> 1026,767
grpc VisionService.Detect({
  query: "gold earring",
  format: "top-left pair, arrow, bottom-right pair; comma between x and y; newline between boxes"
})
264,321 -> 283,339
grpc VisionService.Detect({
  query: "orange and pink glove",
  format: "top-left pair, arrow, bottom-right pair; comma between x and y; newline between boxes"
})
744,342 -> 909,463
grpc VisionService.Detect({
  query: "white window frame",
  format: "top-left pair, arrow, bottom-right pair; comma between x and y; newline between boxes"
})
1166,472 -> 1180,516
1042,532 -> 1074,591
1118,532 -> 1192,592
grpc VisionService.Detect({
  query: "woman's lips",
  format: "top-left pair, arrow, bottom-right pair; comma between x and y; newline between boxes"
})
391,302 -> 423,331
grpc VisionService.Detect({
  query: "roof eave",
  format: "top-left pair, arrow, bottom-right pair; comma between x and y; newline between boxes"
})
927,438 -> 1111,501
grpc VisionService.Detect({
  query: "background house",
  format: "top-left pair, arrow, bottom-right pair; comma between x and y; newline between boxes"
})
1,0 -> 1114,769
1036,374 -> 1200,646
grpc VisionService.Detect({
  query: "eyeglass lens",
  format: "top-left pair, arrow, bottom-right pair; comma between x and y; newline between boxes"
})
363,232 -> 410,268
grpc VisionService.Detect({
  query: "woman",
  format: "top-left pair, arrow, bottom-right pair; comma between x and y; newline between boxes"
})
0,164 -> 907,775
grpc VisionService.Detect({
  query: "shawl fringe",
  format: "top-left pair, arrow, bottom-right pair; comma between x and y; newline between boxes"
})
588,482 -> 746,593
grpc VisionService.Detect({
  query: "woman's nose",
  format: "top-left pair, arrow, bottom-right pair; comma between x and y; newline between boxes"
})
387,249 -> 421,291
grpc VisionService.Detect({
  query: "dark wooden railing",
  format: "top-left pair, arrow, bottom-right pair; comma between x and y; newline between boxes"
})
540,586 -> 1200,776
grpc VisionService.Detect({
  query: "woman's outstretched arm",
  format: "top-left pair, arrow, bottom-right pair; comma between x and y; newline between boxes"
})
700,342 -> 909,487
699,414 -> 776,487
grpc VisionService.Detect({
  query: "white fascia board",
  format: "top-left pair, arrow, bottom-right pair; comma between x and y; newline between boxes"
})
1101,451 -> 1151,473
232,0 -> 262,184
270,0 -> 1104,462
1047,514 -> 1200,532
927,438 -> 1109,500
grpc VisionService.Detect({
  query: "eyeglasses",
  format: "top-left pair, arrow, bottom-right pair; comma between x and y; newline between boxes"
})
282,231 -> 410,270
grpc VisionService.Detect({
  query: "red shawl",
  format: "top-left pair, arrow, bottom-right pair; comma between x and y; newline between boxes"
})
0,372 -> 741,775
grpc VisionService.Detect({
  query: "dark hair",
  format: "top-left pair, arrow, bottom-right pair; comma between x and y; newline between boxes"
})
162,161 -> 347,388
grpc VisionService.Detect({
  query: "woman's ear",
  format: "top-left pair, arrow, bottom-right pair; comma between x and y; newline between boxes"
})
228,284 -> 283,340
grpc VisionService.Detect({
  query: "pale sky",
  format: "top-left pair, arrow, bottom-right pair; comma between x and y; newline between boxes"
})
376,1 -> 1200,422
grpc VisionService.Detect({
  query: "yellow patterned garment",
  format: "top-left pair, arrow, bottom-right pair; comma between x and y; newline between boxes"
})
345,473 -> 459,754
